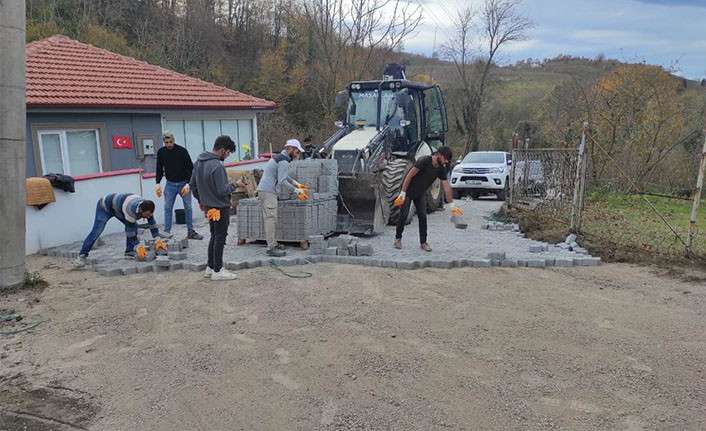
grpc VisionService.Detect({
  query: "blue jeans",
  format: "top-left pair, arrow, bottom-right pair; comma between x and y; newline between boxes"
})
164,180 -> 193,232
80,200 -> 141,256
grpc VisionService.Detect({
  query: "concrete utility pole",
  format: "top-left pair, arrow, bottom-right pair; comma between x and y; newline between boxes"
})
0,0 -> 27,288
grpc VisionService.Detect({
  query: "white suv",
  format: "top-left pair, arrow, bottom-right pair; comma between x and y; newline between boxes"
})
450,151 -> 512,200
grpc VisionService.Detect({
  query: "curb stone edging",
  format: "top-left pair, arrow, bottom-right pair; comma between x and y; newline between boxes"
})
65,248 -> 602,277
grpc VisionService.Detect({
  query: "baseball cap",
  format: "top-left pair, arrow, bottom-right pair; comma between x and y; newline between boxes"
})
285,138 -> 305,153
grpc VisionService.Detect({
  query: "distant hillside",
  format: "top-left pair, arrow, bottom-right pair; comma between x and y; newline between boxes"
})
402,54 -> 705,152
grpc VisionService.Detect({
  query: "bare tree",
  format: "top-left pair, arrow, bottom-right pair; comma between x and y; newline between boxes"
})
302,0 -> 422,113
444,0 -> 532,155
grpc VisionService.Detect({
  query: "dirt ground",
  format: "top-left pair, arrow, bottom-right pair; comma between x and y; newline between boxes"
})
1,256 -> 705,431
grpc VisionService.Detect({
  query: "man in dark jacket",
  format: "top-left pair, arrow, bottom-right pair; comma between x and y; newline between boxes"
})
73,193 -> 168,267
190,136 -> 238,281
155,132 -> 202,240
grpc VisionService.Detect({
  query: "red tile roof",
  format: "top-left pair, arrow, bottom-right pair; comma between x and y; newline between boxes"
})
26,35 -> 276,111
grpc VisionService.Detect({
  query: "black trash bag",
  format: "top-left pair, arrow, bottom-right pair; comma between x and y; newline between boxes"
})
44,173 -> 75,193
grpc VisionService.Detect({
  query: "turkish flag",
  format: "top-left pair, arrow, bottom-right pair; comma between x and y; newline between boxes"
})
112,135 -> 133,149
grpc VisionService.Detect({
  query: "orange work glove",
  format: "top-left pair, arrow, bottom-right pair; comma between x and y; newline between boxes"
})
135,244 -> 147,260
393,191 -> 406,208
154,239 -> 167,253
296,189 -> 309,201
180,184 -> 190,197
155,184 -> 162,198
293,180 -> 309,191
206,208 -> 221,221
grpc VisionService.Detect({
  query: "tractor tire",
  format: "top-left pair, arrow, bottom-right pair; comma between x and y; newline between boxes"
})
425,178 -> 444,213
384,158 -> 414,226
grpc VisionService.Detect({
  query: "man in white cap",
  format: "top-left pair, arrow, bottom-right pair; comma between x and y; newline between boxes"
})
256,139 -> 309,257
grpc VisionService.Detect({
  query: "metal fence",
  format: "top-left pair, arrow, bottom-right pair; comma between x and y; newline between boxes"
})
509,130 -> 706,261
510,148 -> 580,222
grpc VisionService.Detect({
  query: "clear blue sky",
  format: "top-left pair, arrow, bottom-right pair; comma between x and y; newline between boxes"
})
403,0 -> 706,79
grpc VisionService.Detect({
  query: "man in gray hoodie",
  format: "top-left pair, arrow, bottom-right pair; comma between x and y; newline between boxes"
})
190,136 -> 237,281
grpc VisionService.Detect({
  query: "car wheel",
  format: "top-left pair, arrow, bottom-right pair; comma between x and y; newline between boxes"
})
453,189 -> 464,199
497,180 -> 509,201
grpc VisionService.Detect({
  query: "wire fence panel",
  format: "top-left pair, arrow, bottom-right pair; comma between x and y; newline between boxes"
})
511,148 -> 580,222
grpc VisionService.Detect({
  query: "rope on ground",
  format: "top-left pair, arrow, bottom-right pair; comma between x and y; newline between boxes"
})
0,320 -> 47,336
269,261 -> 312,279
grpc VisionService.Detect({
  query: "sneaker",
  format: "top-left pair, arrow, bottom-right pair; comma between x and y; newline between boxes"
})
187,230 -> 204,240
73,255 -> 88,268
124,251 -> 137,259
158,231 -> 173,239
211,268 -> 237,281
420,243 -> 432,252
266,248 -> 286,257
394,239 -> 402,249
203,266 -> 213,278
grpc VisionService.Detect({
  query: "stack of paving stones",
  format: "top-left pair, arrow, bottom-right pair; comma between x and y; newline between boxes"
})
312,234 -> 374,257
238,159 -> 339,243
278,159 -> 339,200
237,194 -> 337,243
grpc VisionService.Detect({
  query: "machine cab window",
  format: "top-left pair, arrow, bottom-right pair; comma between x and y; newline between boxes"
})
424,86 -> 448,141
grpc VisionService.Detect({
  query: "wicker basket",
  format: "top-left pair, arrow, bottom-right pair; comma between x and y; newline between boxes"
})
26,177 -> 56,206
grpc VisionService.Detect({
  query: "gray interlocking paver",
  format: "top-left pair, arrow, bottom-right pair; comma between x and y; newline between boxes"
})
169,252 -> 187,261
501,259 -> 518,268
137,265 -> 154,273
121,267 -> 138,276
526,259 -> 546,268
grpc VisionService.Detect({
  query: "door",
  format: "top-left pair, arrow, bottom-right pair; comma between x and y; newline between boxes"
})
423,85 -> 448,142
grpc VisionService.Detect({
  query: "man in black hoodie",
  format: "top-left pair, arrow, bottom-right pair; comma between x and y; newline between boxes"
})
190,136 -> 237,281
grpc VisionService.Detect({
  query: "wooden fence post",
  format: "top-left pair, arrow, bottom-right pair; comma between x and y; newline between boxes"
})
686,129 -> 706,256
570,122 -> 589,233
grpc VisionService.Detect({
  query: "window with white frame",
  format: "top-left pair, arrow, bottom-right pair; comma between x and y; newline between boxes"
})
164,119 -> 254,163
38,129 -> 103,176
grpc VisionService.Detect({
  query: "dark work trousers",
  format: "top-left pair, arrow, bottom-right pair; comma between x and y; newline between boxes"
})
395,193 -> 428,244
207,208 -> 230,272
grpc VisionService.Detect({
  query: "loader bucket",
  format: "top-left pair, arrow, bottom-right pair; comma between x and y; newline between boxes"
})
336,173 -> 386,235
